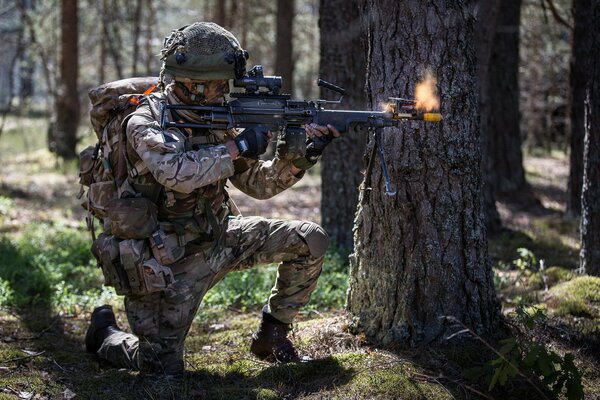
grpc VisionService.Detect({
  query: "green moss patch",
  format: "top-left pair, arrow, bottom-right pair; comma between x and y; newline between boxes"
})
528,266 -> 574,289
546,276 -> 600,319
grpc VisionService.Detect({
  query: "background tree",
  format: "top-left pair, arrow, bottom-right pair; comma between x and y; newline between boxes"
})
318,0 -> 366,252
580,1 -> 600,277
520,0 -> 572,155
53,0 -> 79,160
275,0 -> 295,95
567,0 -> 592,217
475,0 -> 502,234
0,0 -> 22,133
348,0 -> 499,344
488,0 -> 530,197
214,0 -> 226,28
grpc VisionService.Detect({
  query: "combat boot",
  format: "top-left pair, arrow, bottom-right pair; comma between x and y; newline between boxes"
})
85,305 -> 121,354
250,307 -> 300,363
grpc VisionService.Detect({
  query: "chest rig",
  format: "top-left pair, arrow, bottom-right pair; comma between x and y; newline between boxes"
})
125,95 -> 235,244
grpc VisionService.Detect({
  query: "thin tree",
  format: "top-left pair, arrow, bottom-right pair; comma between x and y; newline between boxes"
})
319,0 -> 366,252
131,0 -> 143,76
580,1 -> 600,276
487,0 -> 530,197
275,0 -> 294,95
567,0 -> 592,217
475,0 -> 502,233
214,0 -> 226,28
348,1 -> 499,344
54,0 -> 79,160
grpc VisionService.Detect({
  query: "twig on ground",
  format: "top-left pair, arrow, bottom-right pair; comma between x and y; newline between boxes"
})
1,350 -> 45,364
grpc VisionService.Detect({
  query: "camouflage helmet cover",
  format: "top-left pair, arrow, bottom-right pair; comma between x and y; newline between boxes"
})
160,22 -> 247,81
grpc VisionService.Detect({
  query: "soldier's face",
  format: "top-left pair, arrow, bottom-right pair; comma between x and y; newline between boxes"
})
182,80 -> 229,104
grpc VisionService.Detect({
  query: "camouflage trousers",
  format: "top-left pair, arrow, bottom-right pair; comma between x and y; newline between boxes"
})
97,216 -> 326,374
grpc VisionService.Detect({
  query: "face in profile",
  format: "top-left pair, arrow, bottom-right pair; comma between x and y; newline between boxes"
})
181,79 -> 230,105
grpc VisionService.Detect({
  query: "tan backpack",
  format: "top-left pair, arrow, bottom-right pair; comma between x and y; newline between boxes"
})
79,77 -> 179,296
78,77 -> 158,226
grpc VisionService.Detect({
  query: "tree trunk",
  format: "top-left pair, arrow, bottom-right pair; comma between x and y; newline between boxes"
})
567,0 -> 592,217
215,0 -> 226,28
144,0 -> 155,76
54,0 -> 79,160
241,0 -> 249,47
275,0 -> 294,95
203,0 -> 211,22
348,1 -> 499,345
580,2 -> 600,276
475,0 -> 502,234
488,0 -> 528,195
319,0 -> 366,252
228,0 -> 238,32
131,0 -> 142,76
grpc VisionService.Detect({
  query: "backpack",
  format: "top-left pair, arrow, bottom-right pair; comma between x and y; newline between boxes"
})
78,77 -> 159,231
79,77 -> 178,296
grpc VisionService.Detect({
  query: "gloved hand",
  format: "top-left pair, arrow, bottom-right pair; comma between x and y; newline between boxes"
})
234,127 -> 270,159
292,124 -> 338,170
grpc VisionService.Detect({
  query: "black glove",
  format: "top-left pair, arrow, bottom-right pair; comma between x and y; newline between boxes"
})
293,134 -> 334,170
234,127 -> 270,159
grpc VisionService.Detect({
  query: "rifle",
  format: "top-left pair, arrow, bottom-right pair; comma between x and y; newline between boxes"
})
159,65 -> 443,195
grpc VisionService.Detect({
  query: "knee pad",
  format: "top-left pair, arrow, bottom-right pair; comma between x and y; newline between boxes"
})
295,222 -> 329,258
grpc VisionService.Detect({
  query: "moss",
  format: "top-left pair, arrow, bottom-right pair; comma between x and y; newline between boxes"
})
547,276 -> 600,318
528,266 -> 574,289
345,362 -> 453,400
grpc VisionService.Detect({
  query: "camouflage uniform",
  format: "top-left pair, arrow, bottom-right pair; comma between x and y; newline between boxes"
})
95,88 -> 328,374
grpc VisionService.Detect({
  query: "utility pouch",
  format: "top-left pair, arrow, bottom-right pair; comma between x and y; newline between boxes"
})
148,228 -> 186,266
87,181 -> 118,218
78,145 -> 99,187
106,197 -> 158,239
276,127 -> 306,160
91,233 -> 131,295
119,239 -> 175,295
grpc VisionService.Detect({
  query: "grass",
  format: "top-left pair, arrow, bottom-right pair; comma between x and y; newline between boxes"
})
1,118 -> 599,398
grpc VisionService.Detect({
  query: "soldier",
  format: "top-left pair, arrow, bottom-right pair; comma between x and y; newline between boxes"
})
85,22 -> 339,375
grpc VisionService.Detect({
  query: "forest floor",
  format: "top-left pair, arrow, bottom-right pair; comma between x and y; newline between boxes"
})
0,122 -> 598,399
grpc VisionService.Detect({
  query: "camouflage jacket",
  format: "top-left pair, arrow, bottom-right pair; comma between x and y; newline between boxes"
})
125,92 -> 303,233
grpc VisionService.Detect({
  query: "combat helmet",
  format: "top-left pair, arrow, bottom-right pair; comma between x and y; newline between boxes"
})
159,22 -> 249,86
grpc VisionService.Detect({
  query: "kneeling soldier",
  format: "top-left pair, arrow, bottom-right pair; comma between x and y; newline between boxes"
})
85,22 -> 338,375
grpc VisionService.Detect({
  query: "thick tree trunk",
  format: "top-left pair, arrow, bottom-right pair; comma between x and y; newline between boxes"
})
567,0 -> 592,217
348,1 -> 499,345
319,0 -> 366,252
54,0 -> 79,160
580,2 -> 600,277
488,0 -> 528,195
475,0 -> 502,234
275,0 -> 294,95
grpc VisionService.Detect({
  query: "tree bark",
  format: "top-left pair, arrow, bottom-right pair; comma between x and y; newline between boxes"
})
319,0 -> 367,252
348,1 -> 499,345
131,0 -> 142,76
567,0 -> 592,217
488,0 -> 528,195
580,1 -> 600,276
215,0 -> 226,28
275,0 -> 294,95
144,0 -> 155,76
54,0 -> 79,160
475,0 -> 502,234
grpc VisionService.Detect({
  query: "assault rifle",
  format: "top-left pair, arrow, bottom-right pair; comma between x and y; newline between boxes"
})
160,65 -> 443,195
